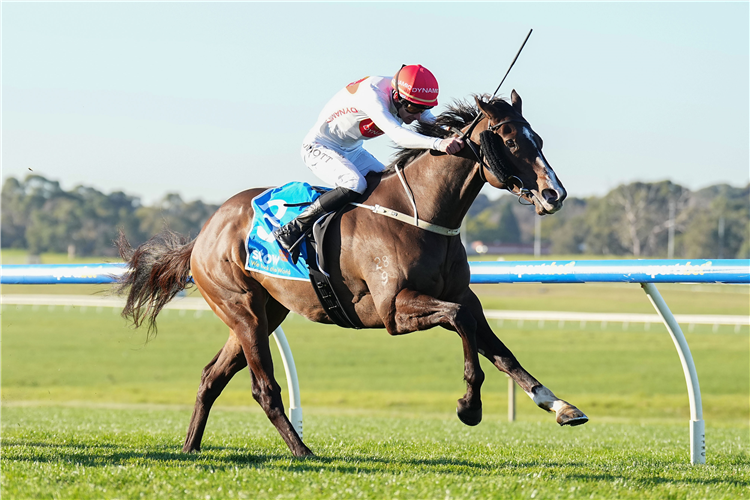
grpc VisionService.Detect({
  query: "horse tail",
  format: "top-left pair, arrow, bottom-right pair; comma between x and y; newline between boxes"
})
114,229 -> 195,334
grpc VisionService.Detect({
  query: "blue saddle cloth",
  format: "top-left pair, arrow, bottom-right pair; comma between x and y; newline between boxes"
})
245,182 -> 327,281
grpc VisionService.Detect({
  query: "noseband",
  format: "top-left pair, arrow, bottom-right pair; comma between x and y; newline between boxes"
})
459,117 -> 534,205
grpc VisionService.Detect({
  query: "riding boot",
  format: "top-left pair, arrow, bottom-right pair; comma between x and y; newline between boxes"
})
272,186 -> 359,263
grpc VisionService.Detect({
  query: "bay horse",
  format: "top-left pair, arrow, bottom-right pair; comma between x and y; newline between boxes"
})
116,91 -> 588,458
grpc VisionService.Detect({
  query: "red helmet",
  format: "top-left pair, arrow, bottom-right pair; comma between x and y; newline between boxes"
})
391,64 -> 439,107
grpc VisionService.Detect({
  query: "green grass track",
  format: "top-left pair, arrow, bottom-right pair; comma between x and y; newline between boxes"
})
2,285 -> 749,498
2,407 -> 749,499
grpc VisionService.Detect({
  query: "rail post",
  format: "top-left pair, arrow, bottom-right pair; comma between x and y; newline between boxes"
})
271,327 -> 304,440
641,283 -> 705,464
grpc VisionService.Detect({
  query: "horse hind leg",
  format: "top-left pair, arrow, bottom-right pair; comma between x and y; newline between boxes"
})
218,289 -> 312,457
183,333 -> 247,452
239,322 -> 312,456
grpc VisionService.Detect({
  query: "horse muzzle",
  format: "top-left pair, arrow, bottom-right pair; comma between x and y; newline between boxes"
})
530,186 -> 566,215
531,157 -> 566,214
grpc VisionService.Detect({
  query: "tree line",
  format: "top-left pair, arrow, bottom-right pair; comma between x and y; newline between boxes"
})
2,174 -> 748,259
468,180 -> 749,258
1,175 -> 219,257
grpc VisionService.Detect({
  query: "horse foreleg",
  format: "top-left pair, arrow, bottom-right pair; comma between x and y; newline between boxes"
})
479,330 -> 588,426
464,291 -> 588,426
391,289 -> 485,426
183,333 -> 247,452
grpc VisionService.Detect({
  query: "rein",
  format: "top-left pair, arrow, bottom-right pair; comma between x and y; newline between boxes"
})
453,28 -> 534,204
348,99 -> 542,235
453,118 -> 535,206
350,111 -> 537,234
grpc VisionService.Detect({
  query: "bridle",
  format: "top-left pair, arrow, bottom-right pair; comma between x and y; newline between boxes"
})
456,115 -> 535,206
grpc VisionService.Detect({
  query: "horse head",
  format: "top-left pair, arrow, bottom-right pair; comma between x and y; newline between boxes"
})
474,91 -> 566,215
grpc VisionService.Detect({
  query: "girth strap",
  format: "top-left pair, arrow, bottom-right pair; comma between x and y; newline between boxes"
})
349,202 -> 460,236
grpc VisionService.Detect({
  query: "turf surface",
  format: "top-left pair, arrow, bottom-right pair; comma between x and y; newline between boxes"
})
2,407 -> 748,499
2,283 -> 748,499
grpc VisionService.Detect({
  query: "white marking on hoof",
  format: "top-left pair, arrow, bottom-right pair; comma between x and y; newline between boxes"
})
528,385 -> 561,413
528,385 -> 587,426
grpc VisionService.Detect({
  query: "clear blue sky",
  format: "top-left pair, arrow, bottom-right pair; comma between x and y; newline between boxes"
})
3,2 -> 748,205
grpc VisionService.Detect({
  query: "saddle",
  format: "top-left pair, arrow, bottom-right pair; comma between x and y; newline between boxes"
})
304,209 -> 363,330
244,182 -> 360,328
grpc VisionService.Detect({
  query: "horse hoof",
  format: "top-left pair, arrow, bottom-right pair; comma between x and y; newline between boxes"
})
456,403 -> 482,426
293,446 -> 315,458
556,405 -> 588,427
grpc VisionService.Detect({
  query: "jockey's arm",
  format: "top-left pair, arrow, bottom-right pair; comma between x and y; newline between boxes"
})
359,86 -> 463,154
418,109 -> 463,154
364,101 -> 442,150
353,83 -> 441,149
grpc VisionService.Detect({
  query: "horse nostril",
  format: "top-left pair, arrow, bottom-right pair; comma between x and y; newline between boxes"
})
542,189 -> 559,204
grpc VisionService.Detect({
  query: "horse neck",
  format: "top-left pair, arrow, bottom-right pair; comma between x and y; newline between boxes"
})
393,152 -> 484,230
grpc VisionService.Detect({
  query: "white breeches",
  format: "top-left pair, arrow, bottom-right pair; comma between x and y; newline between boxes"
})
300,141 -> 384,194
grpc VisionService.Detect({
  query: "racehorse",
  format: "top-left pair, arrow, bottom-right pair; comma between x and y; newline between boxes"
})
115,91 -> 588,458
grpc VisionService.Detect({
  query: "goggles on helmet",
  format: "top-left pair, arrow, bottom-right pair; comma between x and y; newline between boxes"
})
401,100 -> 433,114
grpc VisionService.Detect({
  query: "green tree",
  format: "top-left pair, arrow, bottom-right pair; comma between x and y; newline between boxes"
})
1,177 -> 30,248
579,181 -> 691,257
465,196 -> 521,243
1,175 -> 217,257
2,175 -> 68,252
679,185 -> 750,258
544,197 -> 588,254
496,201 -> 521,243
136,193 -> 218,241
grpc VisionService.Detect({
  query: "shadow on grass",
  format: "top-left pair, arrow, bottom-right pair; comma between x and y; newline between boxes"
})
4,438 -> 569,474
4,439 -> 749,490
2,440 -> 206,465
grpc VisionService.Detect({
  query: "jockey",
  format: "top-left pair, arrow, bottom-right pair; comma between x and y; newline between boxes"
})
273,64 -> 465,259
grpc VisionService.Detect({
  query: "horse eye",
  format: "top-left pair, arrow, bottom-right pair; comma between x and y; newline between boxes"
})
505,140 -> 516,149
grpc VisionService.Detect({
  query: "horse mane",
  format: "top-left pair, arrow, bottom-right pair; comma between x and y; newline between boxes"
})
386,94 -> 514,171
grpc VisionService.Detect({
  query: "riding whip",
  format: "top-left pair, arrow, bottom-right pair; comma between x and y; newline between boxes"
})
460,29 -> 533,141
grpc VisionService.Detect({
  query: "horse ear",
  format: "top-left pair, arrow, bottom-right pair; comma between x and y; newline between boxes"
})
511,90 -> 522,114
